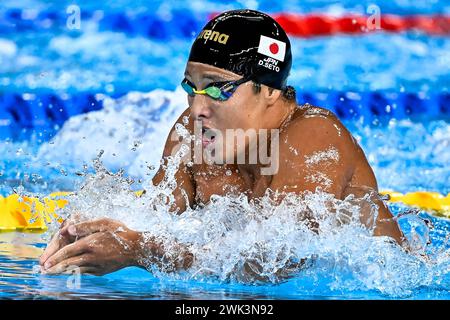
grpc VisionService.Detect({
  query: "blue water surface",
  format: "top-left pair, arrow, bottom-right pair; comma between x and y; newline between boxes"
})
0,0 -> 449,300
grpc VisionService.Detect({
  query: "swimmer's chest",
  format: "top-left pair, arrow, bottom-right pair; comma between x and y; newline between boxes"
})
193,164 -> 247,203
192,164 -> 271,203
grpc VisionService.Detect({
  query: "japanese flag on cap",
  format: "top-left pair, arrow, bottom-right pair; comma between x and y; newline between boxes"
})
257,35 -> 286,62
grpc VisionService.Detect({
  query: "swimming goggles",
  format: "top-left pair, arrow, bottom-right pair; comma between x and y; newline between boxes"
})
181,76 -> 252,101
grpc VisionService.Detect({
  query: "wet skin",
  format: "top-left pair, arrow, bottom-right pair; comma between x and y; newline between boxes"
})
39,62 -> 406,276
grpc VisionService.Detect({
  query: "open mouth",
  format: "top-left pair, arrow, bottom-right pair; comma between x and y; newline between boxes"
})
202,126 -> 216,148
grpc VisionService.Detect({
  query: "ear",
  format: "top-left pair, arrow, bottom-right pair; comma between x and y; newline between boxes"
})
262,86 -> 282,106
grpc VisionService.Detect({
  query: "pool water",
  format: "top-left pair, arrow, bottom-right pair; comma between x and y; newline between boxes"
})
0,0 -> 449,299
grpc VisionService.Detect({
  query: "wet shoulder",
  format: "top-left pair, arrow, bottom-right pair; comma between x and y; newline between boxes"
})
284,103 -> 347,139
280,104 -> 359,162
290,103 -> 342,123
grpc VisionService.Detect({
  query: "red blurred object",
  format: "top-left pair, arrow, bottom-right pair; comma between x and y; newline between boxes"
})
380,14 -> 407,32
336,16 -> 367,34
209,12 -> 450,37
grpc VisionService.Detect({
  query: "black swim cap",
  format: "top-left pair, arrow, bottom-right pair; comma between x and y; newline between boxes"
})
188,9 -> 292,90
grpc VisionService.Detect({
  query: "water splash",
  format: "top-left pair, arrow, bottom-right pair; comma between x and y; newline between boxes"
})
36,88 -> 187,179
45,148 -> 449,299
1,90 -> 448,298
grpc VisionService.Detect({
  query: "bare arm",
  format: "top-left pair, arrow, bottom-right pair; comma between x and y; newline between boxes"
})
269,114 -> 405,245
40,108 -> 197,269
342,173 -> 406,246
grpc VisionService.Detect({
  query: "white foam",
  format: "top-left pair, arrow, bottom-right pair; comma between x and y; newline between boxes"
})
6,89 -> 446,296
42,148 -> 448,298
304,146 -> 340,166
0,39 -> 17,57
37,88 -> 187,178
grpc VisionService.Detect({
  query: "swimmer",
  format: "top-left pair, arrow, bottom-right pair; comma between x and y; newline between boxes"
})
39,9 -> 406,276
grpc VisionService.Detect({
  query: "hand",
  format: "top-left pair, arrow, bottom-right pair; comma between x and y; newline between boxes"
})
40,218 -> 143,276
39,218 -> 78,268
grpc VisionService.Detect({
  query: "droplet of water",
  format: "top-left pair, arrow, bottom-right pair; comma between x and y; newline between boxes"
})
31,173 -> 41,180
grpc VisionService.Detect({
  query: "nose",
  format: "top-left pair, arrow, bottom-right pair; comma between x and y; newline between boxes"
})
189,95 -> 212,121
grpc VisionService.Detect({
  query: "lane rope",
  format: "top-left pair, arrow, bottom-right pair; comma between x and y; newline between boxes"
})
271,13 -> 450,37
1,91 -> 449,136
1,8 -> 449,38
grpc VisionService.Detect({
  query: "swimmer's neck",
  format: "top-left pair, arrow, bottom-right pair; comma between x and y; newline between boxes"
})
237,100 -> 297,188
264,98 -> 297,130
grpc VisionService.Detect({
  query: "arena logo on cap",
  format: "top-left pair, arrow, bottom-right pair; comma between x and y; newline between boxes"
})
198,29 -> 229,44
257,35 -> 286,62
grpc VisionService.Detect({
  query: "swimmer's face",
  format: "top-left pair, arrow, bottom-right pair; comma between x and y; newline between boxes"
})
184,62 -> 280,163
